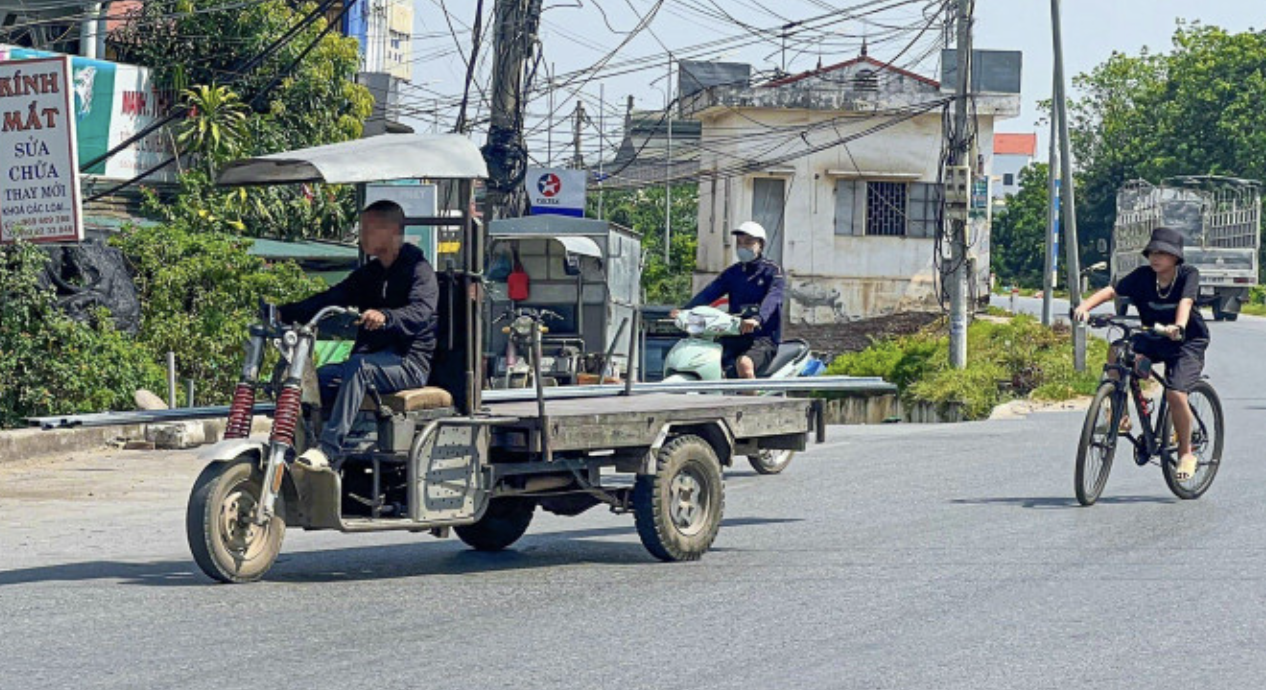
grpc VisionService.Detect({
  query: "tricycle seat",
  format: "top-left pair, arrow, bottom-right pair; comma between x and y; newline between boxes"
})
361,386 -> 454,413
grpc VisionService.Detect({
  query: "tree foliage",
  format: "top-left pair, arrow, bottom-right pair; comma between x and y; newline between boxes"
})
1067,23 -> 1266,272
114,0 -> 373,240
991,163 -> 1052,288
108,224 -> 324,402
1,243 -> 165,427
591,185 -> 699,305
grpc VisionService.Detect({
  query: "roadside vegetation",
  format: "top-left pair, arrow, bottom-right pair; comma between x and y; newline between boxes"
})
827,312 -> 1108,420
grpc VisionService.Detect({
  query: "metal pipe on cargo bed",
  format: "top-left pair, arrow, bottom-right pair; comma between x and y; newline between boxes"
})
623,308 -> 639,396
597,316 -> 627,381
532,318 -> 552,462
481,375 -> 896,402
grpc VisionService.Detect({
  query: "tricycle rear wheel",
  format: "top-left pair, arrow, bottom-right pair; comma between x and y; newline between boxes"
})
747,449 -> 794,475
634,435 -> 724,562
455,497 -> 535,551
187,458 -> 286,584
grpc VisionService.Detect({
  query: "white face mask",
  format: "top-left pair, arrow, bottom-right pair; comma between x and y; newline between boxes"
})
737,247 -> 759,263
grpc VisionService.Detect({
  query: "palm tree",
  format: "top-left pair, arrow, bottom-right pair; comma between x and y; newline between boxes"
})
177,84 -> 248,176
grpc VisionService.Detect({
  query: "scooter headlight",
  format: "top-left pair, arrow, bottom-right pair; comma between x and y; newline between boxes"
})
283,330 -> 299,348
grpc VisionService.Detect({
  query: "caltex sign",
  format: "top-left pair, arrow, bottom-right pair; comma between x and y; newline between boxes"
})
526,167 -> 586,217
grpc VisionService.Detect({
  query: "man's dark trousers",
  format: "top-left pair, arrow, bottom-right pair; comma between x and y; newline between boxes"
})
316,350 -> 428,457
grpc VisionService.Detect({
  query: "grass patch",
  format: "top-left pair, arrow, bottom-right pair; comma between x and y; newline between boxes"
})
827,313 -> 1107,420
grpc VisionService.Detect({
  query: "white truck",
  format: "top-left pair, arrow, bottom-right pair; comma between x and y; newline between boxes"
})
1113,176 -> 1260,321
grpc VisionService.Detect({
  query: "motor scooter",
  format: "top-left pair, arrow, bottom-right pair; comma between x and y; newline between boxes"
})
661,305 -> 812,474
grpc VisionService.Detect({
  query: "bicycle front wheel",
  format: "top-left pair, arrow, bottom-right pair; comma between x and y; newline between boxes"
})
1075,382 -> 1121,506
1161,380 -> 1224,500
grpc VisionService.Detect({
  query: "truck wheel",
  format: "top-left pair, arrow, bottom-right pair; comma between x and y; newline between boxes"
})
454,497 -> 535,551
747,449 -> 795,475
634,435 -> 724,562
187,458 -> 286,584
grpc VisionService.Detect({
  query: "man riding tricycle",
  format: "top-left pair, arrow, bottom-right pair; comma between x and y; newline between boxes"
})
187,134 -> 822,583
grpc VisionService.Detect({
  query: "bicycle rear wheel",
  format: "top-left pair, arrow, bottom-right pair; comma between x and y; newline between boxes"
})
1161,380 -> 1224,500
1075,382 -> 1121,506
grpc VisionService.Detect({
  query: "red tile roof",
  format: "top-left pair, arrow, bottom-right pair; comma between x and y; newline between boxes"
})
764,55 -> 941,89
994,133 -> 1037,156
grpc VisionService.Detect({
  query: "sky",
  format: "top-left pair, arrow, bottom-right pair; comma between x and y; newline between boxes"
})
405,0 -> 1261,166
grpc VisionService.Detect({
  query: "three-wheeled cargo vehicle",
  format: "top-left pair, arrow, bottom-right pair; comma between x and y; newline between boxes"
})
187,134 -> 823,583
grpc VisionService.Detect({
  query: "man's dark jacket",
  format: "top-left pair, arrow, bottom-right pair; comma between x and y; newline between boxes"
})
279,243 -> 438,369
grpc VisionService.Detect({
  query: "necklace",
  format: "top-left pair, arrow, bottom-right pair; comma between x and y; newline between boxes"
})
1156,276 -> 1175,299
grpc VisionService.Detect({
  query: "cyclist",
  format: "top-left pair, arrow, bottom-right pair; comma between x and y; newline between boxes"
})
1073,226 -> 1209,481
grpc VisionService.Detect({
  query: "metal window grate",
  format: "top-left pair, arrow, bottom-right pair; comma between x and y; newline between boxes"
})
866,181 -> 907,236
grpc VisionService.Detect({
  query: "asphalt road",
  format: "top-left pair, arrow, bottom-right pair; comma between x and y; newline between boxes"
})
2,313 -> 1265,689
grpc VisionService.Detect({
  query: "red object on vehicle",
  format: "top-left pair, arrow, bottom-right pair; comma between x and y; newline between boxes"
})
508,248 -> 530,301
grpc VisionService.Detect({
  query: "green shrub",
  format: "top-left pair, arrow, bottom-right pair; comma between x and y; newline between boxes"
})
825,312 -> 1108,421
1,242 -> 165,427
110,223 -> 324,403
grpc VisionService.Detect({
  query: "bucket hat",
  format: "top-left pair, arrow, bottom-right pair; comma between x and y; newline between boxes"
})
1142,226 -> 1184,263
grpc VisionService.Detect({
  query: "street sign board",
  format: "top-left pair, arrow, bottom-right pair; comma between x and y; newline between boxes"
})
0,55 -> 83,244
526,166 -> 585,217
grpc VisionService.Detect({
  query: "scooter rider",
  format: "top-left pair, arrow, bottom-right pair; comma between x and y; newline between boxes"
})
672,221 -> 785,379
278,200 -> 440,470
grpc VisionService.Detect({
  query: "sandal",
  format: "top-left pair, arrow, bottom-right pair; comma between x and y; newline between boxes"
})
1175,453 -> 1198,481
1118,414 -> 1132,435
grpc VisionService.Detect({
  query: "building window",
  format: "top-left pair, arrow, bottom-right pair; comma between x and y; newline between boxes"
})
835,180 -> 940,238
866,181 -> 907,236
906,182 -> 941,238
1003,173 -> 1015,186
751,178 -> 786,263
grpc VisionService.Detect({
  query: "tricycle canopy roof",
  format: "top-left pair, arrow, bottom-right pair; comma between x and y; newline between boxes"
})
216,134 -> 489,186
491,234 -> 603,259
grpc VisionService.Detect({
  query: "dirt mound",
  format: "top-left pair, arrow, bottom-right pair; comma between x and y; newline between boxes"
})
786,311 -> 941,359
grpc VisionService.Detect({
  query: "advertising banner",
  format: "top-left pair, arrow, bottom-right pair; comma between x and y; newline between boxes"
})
0,55 -> 83,243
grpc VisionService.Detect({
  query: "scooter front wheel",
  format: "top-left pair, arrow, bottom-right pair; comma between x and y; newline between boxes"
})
747,449 -> 795,475
187,457 -> 286,583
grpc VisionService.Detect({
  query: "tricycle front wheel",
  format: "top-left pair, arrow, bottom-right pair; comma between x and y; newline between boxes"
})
186,458 -> 286,584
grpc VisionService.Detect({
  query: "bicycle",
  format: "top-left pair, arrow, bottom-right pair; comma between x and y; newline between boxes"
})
1074,314 -> 1224,506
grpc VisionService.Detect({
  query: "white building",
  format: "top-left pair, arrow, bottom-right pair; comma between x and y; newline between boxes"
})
682,52 -> 1021,322
991,133 -> 1036,201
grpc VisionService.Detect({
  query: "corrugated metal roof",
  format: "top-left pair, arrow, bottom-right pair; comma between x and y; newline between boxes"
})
247,238 -> 359,261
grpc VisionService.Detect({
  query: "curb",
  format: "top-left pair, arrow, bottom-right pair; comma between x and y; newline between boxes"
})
0,424 -> 147,464
0,416 -> 271,465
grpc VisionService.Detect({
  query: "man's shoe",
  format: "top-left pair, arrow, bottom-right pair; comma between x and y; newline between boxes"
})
296,447 -> 331,471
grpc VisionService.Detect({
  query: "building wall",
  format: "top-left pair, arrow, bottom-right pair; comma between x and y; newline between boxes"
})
991,152 -> 1031,199
694,107 -> 997,322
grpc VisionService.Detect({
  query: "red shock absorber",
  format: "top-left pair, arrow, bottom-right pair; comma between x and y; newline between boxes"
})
270,386 -> 303,446
223,383 -> 256,439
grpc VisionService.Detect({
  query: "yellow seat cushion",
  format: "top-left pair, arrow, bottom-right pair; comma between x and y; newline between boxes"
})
360,387 -> 454,413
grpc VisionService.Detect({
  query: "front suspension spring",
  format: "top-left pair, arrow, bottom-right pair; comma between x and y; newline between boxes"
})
270,386 -> 303,446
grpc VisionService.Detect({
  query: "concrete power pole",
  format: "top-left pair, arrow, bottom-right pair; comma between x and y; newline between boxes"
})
1050,0 -> 1086,370
946,0 -> 974,369
483,0 -> 543,222
572,100 -> 586,169
665,56 -> 673,265
1042,69 -> 1059,327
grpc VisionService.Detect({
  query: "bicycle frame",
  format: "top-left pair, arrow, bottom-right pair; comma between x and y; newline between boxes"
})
1101,350 -> 1172,465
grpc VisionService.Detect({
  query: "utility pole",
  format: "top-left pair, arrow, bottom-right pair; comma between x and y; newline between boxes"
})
571,100 -> 585,169
946,0 -> 974,369
665,56 -> 673,264
1051,0 -> 1086,369
598,83 -> 606,220
546,62 -> 554,166
483,0 -> 543,221
1042,70 -> 1059,327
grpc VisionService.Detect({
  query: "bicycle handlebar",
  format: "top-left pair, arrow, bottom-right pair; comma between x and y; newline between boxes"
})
1086,313 -> 1170,337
